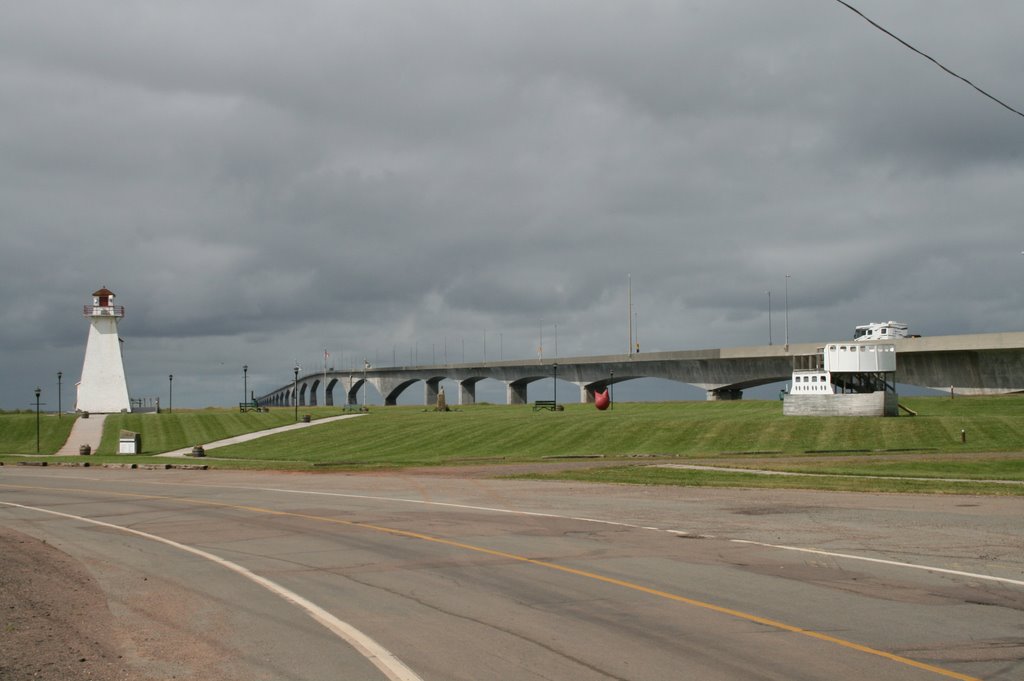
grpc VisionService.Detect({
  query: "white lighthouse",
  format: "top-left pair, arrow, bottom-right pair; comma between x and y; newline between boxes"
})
76,286 -> 131,413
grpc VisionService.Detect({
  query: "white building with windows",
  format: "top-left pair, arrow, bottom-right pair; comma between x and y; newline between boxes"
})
784,342 -> 898,416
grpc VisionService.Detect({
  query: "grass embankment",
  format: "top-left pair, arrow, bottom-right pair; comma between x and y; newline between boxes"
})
207,395 -> 1024,464
2,398 -> 1022,495
94,407 -> 346,455
0,414 -> 77,454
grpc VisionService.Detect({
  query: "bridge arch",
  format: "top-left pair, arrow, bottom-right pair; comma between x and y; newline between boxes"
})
506,376 -> 549,405
355,376 -> 418,406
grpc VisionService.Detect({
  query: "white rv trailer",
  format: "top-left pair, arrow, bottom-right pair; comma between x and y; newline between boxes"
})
853,321 -> 909,341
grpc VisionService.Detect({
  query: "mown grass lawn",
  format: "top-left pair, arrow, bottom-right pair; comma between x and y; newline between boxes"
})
95,407 -> 349,455
207,395 -> 1024,466
0,413 -> 77,454
2,397 -> 1023,496
744,456 -> 1024,481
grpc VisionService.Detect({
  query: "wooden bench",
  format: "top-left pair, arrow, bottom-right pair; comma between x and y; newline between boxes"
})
532,400 -> 558,411
239,402 -> 261,412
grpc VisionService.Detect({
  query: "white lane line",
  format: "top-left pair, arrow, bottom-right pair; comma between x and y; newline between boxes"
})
658,463 -> 1024,486
217,486 -> 1023,589
211,481 -> 1019,585
9,475 -> 1020,590
730,539 -> 1024,588
0,502 -> 423,681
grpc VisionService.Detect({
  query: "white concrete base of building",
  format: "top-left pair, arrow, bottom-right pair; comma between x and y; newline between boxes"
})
783,392 -> 898,417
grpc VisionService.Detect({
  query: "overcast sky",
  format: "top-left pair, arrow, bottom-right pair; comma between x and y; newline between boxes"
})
2,1 -> 1022,410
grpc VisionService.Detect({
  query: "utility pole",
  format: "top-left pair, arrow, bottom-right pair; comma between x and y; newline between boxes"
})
628,273 -> 632,356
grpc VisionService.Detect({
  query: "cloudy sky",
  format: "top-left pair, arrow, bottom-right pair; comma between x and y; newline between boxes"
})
2,1 -> 1022,410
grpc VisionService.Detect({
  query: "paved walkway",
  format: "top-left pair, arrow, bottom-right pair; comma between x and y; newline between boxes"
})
156,413 -> 366,457
55,415 -> 107,456
656,463 -> 1024,486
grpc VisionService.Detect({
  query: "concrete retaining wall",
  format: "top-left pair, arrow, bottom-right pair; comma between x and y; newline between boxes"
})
783,392 -> 898,417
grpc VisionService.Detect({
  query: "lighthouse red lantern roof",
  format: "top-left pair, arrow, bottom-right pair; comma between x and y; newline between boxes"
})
84,286 -> 124,317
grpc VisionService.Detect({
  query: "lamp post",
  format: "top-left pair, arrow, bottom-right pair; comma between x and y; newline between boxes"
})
766,290 -> 772,345
34,387 -> 41,453
243,364 -> 248,404
57,371 -> 62,418
168,374 -> 173,414
293,366 -> 299,422
609,369 -> 614,410
552,362 -> 558,407
363,359 -> 370,409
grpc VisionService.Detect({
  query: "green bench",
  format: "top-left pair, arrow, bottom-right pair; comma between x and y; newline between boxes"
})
239,402 -> 261,412
533,400 -> 559,411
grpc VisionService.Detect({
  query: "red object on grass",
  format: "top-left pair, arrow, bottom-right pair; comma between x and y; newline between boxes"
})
594,389 -> 610,410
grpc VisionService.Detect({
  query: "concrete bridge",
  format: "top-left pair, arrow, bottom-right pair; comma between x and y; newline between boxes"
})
255,332 -> 1024,408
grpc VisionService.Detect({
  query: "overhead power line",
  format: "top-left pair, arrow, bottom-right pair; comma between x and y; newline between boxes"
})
834,0 -> 1024,120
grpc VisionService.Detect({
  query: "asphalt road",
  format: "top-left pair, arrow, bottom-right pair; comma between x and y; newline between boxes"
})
2,467 -> 1022,680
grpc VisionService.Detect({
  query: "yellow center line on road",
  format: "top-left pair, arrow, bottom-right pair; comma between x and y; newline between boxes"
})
0,483 -> 982,681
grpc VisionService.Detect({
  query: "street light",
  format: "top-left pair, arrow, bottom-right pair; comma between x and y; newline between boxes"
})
766,290 -> 772,345
34,387 -> 41,453
363,359 -> 370,409
57,371 -> 63,419
168,374 -> 173,414
293,366 -> 299,421
552,362 -> 558,407
243,364 -> 248,404
609,369 -> 614,410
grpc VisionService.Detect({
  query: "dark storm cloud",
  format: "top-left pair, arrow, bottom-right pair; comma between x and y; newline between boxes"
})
2,1 -> 1022,408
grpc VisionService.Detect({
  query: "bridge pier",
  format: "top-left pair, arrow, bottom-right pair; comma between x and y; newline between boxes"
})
425,378 -> 442,406
459,379 -> 477,406
507,381 -> 528,405
707,388 -> 743,401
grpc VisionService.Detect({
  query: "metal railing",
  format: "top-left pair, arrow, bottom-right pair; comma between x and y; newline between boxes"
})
131,397 -> 160,413
83,305 -> 125,317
